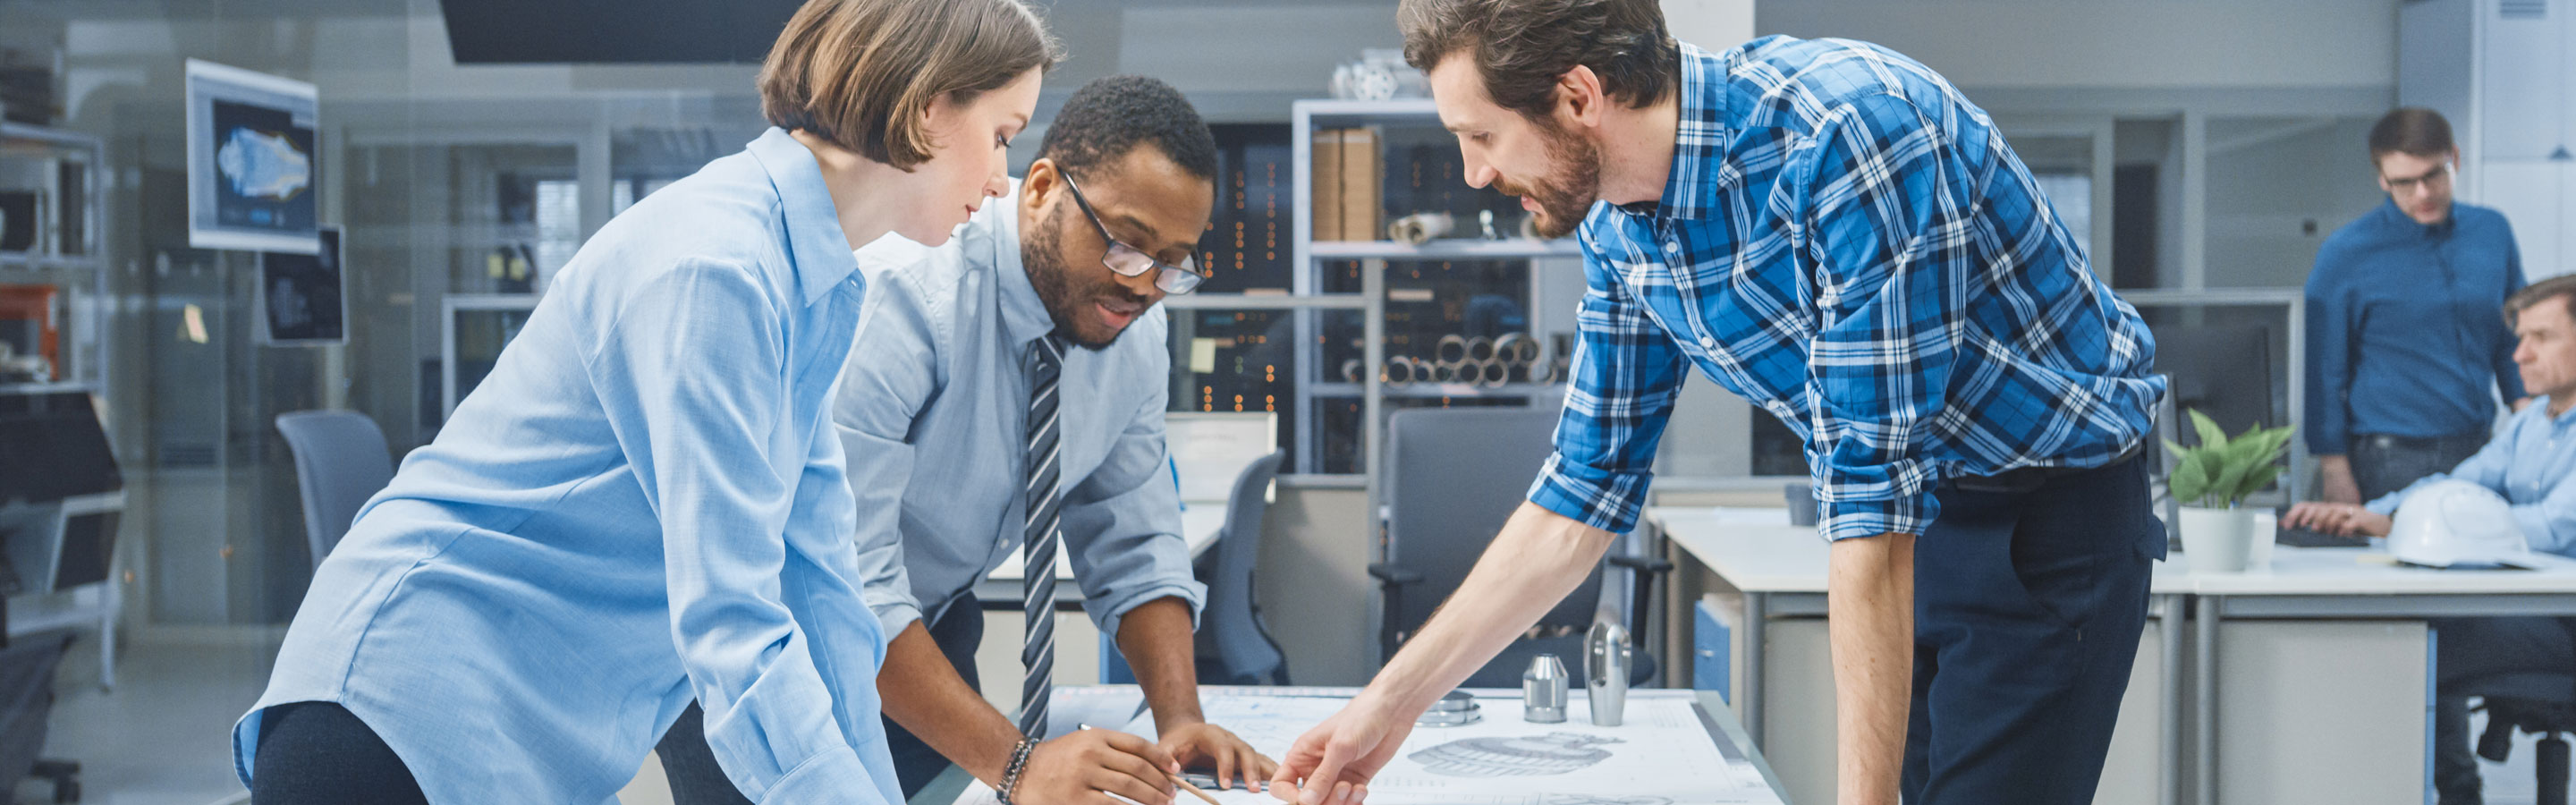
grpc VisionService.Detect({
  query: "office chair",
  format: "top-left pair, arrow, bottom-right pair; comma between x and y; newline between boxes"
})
1194,452 -> 1291,686
1371,407 -> 1669,688
2457,618 -> 2576,805
275,411 -> 395,571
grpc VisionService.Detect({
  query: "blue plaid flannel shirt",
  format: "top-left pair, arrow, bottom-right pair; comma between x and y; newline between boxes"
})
1527,37 -> 2165,541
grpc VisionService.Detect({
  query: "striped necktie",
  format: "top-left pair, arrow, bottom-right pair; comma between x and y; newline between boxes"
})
1019,334 -> 1067,738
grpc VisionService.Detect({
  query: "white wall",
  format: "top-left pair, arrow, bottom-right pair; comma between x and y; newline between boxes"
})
1756,0 -> 2395,90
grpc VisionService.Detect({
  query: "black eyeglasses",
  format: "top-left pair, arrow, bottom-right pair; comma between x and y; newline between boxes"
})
1058,171 -> 1203,295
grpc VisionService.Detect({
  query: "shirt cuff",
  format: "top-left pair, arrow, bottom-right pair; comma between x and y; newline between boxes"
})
759,745 -> 888,805
1525,453 -> 1653,534
2365,493 -> 2404,517
869,600 -> 924,642
1089,584 -> 1207,638
1818,490 -> 1936,541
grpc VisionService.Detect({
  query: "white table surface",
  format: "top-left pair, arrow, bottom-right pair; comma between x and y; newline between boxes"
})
1646,506 -> 2195,594
982,504 -> 1227,582
1648,505 -> 2576,597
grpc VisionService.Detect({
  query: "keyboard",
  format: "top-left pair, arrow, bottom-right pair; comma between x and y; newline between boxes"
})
2275,521 -> 2371,548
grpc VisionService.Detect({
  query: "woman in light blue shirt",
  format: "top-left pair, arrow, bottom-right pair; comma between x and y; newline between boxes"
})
233,2 -> 1059,802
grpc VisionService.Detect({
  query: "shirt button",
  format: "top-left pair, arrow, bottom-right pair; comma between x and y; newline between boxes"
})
1664,241 -> 1682,253
1699,335 -> 1716,349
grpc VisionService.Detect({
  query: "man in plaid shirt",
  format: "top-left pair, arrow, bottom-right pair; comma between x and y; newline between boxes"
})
1270,3 -> 2167,805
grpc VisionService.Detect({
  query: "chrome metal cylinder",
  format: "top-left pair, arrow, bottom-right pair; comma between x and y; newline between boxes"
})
1522,653 -> 1568,723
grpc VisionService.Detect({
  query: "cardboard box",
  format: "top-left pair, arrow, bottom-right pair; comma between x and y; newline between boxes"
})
1312,129 -> 1343,242
1341,127 -> 1380,242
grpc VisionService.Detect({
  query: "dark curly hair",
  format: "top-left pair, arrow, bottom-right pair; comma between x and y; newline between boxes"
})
1398,0 -> 1677,121
1038,75 -> 1217,182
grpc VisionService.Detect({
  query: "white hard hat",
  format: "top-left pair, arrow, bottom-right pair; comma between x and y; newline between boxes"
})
2389,479 -> 2537,568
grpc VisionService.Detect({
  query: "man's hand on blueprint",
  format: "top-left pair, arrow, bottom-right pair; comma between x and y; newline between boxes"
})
1022,727 -> 1182,805
1159,721 -> 1278,792
1267,693 -> 1413,805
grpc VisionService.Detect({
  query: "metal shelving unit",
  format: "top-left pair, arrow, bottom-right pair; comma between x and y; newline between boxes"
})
0,121 -> 119,687
1273,97 -> 1585,508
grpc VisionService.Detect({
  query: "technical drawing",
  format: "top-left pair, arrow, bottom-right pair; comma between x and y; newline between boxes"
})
1544,796 -> 1673,805
1408,732 -> 1623,776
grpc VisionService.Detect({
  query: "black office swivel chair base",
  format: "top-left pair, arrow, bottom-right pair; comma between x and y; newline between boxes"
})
2479,685 -> 2576,805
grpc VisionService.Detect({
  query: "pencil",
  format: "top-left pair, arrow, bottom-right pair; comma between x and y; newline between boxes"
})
1076,724 -> 1227,805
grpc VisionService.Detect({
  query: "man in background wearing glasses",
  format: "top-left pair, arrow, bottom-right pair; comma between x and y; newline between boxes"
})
2303,107 -> 2528,805
653,74 -> 1274,805
2307,109 -> 2529,507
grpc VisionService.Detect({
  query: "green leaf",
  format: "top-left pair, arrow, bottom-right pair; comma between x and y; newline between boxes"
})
2233,463 -> 2284,502
2171,448 -> 2215,504
2188,409 -> 2228,451
2209,456 -> 2256,507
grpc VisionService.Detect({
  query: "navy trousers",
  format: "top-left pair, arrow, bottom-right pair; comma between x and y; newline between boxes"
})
657,593 -> 986,804
250,700 -> 429,805
1898,454 -> 2164,805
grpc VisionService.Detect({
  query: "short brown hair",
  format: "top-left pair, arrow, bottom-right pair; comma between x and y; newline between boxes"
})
2368,107 -> 2454,165
758,0 -> 1062,170
1398,0 -> 1678,121
2508,275 -> 2576,329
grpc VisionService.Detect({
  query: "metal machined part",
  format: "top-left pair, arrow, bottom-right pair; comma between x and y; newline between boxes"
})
1386,356 -> 1419,386
1465,336 -> 1496,362
1435,334 -> 1470,364
1342,359 -> 1363,384
1496,332 -> 1539,364
1388,212 -> 1455,245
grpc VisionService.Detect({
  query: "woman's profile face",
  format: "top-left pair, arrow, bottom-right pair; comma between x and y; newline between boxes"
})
898,67 -> 1043,246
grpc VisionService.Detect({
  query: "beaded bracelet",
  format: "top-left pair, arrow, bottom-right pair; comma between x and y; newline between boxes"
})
996,737 -> 1038,805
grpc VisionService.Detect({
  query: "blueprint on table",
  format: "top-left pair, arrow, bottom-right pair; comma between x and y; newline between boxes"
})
951,690 -> 1780,805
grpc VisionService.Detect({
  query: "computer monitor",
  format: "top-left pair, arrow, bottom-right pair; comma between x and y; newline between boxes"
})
2148,323 -> 2277,447
0,391 -> 122,506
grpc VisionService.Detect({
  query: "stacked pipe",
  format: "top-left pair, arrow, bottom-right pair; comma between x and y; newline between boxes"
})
1356,332 -> 1572,388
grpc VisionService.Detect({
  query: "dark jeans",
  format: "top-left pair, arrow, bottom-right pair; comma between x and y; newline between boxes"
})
1899,454 -> 2162,805
250,700 -> 429,805
658,594 -> 987,804
2428,616 -> 2576,805
2351,432 -> 2488,502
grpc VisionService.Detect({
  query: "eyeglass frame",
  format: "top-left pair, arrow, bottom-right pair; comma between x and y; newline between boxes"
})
1056,170 -> 1204,295
2381,161 -> 2454,196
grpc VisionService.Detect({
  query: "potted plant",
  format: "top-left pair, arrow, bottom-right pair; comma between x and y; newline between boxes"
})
2164,409 -> 2295,573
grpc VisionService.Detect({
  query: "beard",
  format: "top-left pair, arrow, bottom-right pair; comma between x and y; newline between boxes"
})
1496,118 -> 1603,240
1021,206 -> 1145,351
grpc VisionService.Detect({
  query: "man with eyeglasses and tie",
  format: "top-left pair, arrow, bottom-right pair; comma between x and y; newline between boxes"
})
2303,107 -> 2529,805
655,74 -> 1275,805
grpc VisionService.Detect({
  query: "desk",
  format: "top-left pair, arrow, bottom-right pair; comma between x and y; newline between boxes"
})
972,505 -> 1228,609
2186,546 -> 2576,805
1647,506 -> 2188,805
907,685 -> 1792,805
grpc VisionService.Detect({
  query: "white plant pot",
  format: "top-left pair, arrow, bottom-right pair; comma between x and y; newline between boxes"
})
2178,505 -> 2256,573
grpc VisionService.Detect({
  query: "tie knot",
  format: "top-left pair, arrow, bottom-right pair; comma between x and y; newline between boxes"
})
1027,334 -> 1065,374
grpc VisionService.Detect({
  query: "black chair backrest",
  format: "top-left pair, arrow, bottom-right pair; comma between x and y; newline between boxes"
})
1385,407 -> 1599,637
1201,452 -> 1288,683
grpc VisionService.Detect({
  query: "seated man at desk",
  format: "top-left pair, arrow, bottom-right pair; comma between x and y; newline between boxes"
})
2286,273 -> 2576,805
655,76 -> 1275,805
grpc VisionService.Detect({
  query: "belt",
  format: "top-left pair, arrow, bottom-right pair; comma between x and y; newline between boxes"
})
1946,443 -> 2144,495
2356,432 -> 2483,451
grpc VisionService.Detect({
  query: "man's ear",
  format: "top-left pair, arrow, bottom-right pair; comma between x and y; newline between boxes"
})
1023,157 -> 1062,213
1558,64 -> 1607,128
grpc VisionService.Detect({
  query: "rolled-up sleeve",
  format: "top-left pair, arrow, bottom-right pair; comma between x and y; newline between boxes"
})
1800,95 -> 1967,542
833,270 -> 943,639
586,259 -> 886,804
1526,225 -> 1690,535
1063,311 -> 1207,637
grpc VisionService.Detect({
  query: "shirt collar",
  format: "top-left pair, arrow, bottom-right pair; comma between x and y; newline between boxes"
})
1640,40 -> 1732,222
986,181 -> 1058,346
744,127 -> 864,306
2375,197 -> 2456,241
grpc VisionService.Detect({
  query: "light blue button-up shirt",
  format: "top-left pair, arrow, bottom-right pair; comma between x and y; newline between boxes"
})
2368,396 -> 2576,557
234,128 -> 900,805
836,183 -> 1203,639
